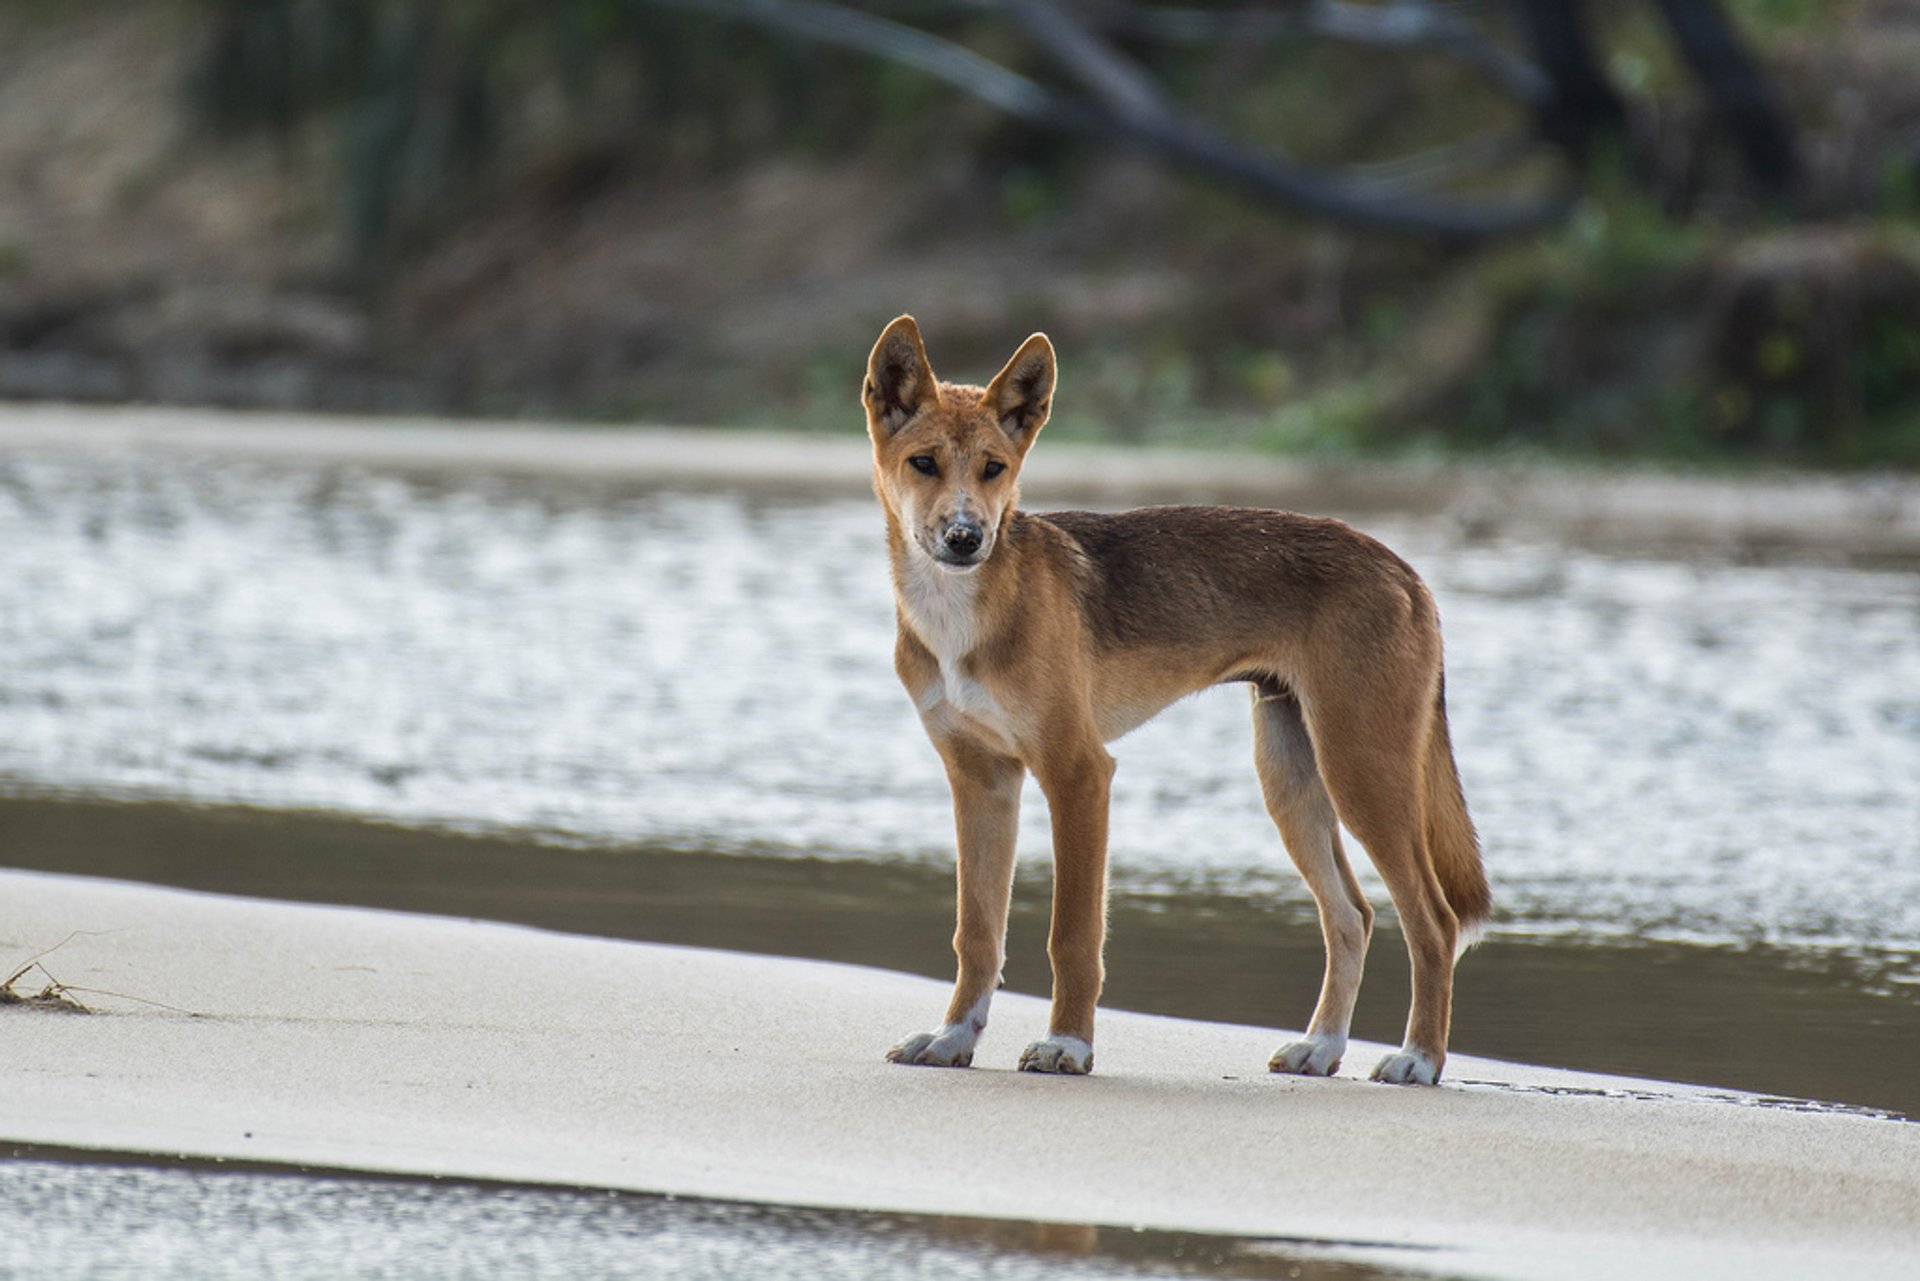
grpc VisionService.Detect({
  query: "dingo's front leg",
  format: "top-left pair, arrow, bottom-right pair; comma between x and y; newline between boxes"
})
1019,742 -> 1114,1075
888,740 -> 1023,1068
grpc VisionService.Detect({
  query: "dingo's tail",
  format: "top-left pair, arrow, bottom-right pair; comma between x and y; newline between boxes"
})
1424,674 -> 1490,953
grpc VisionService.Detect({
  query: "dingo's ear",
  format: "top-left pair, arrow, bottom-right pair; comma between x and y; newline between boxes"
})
983,333 -> 1055,445
864,315 -> 938,436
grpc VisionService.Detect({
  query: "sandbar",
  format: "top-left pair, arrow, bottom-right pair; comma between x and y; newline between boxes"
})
3,868 -> 1916,1280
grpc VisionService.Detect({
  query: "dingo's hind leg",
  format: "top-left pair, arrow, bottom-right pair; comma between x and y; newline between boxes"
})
1253,682 -> 1373,1077
1303,681 -> 1459,1085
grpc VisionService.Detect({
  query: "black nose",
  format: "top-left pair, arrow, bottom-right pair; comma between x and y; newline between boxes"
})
943,522 -> 983,556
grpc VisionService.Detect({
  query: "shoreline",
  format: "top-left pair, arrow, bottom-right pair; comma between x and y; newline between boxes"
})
5,868 -> 1919,1280
3,401 -> 1918,560
3,790 -> 1916,1121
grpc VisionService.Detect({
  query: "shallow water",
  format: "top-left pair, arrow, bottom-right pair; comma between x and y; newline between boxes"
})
0,1152 -> 1403,1281
2,452 -> 1916,976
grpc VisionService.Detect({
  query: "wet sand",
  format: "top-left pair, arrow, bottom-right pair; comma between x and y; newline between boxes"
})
4,793 -> 1916,1121
4,865 -> 1919,1281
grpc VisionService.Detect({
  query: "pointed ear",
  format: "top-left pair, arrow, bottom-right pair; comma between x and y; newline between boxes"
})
982,332 -> 1055,445
863,315 -> 938,436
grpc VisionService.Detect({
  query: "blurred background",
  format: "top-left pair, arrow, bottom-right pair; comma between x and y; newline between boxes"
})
2,0 -> 1916,463
3,0 -> 1919,1136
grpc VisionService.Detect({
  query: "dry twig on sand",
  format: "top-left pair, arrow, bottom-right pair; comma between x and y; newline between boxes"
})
2,930 -> 201,1017
1,933 -> 95,1014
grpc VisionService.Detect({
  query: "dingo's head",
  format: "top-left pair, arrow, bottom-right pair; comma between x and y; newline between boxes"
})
862,315 -> 1055,573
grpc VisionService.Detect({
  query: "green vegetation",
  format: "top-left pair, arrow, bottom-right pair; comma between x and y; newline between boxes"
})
190,1 -> 1039,260
1415,210 -> 1920,465
1,1 -> 1912,466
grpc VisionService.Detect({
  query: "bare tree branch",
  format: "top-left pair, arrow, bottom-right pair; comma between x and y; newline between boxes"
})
1307,1 -> 1551,105
646,0 -> 1074,123
999,0 -> 1573,236
1090,0 -> 1551,106
644,0 -> 1575,240
1343,130 -> 1539,194
1650,0 -> 1798,193
1001,0 -> 1176,129
1108,103 -> 1577,237
1511,0 -> 1630,162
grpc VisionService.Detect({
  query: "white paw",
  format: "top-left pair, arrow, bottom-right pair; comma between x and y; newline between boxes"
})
886,1024 -> 978,1068
1269,1034 -> 1345,1077
1370,1048 -> 1441,1085
1018,1035 -> 1092,1075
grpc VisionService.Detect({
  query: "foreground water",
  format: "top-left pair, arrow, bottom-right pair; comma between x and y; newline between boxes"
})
2,451 -> 1916,976
1,1151 -> 1392,1281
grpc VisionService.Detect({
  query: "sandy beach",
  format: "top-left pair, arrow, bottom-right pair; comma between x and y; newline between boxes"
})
4,868 -> 1918,1280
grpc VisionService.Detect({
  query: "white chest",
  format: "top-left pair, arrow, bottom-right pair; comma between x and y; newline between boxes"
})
899,561 -> 1019,752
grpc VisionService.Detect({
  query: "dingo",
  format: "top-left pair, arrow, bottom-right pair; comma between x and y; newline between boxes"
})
864,316 -> 1489,1084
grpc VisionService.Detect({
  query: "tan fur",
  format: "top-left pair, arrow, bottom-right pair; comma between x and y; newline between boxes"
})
865,316 -> 1489,1084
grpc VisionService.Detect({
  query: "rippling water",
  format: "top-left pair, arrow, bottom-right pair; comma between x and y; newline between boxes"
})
1,1156 -> 1325,1281
2,453 -> 1916,969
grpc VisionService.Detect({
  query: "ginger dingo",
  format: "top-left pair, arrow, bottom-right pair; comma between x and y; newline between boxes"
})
864,316 -> 1489,1084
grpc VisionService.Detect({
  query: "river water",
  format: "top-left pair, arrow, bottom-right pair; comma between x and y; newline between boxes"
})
3,451 -> 1916,975
4,443 -> 1918,1277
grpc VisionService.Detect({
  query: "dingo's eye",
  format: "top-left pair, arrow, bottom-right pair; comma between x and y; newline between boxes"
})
982,460 -> 1006,480
908,455 -> 938,476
